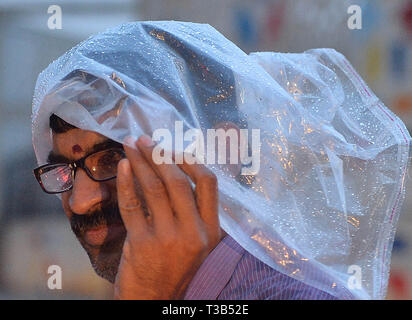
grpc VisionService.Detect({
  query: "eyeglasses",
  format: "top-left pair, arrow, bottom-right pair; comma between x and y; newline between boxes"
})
33,147 -> 126,194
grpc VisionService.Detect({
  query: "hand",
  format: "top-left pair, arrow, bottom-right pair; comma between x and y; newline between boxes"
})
113,135 -> 221,299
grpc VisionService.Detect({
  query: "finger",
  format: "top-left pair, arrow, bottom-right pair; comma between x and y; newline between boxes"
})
175,154 -> 219,230
116,158 -> 148,234
136,135 -> 200,225
123,137 -> 174,231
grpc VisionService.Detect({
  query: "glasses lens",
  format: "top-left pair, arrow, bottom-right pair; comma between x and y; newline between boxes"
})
85,148 -> 125,180
40,165 -> 72,193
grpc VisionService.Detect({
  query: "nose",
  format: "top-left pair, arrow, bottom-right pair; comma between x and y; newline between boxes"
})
68,168 -> 110,214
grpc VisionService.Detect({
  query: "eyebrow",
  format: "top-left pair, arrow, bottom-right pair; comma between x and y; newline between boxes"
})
47,139 -> 123,164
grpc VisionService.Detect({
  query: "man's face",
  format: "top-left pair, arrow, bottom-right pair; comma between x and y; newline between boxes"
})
51,128 -> 130,283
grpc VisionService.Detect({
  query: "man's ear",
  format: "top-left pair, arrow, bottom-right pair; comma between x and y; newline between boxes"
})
213,121 -> 242,177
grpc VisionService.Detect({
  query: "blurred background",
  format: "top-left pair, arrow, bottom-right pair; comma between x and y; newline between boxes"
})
0,0 -> 411,299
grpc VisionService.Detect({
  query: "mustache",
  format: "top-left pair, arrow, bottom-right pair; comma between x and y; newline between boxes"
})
70,202 -> 123,237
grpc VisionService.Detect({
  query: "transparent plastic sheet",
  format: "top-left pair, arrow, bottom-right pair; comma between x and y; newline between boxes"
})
31,21 -> 411,299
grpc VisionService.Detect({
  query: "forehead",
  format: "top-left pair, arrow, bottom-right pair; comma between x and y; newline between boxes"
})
52,128 -> 108,160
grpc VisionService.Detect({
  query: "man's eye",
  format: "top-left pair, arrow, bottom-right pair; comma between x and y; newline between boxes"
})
98,153 -> 116,166
96,150 -> 124,167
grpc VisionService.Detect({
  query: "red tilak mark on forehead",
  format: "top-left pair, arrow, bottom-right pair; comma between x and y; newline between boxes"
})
72,144 -> 83,154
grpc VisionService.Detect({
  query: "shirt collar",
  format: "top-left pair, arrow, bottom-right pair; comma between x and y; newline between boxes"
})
183,234 -> 245,300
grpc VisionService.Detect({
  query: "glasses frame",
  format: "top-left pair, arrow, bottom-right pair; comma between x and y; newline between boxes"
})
33,147 -> 125,194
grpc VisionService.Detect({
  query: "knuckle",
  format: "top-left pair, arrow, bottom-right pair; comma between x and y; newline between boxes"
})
172,175 -> 190,190
186,233 -> 208,253
158,231 -> 176,247
200,171 -> 217,186
122,240 -> 132,258
144,178 -> 166,198
119,197 -> 142,213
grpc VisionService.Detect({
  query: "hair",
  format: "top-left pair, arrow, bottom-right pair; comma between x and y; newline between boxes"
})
49,114 -> 76,133
49,70 -> 107,134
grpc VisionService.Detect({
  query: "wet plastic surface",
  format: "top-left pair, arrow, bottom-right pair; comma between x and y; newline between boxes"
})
32,21 -> 411,299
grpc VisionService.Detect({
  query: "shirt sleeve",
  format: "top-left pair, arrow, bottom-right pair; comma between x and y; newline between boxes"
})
218,249 -> 339,300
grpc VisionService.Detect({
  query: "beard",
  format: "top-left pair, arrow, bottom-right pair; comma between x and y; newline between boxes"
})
70,202 -> 127,283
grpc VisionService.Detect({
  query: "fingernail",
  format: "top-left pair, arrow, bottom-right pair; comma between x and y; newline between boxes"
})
124,136 -> 136,146
138,134 -> 155,147
119,158 -> 131,175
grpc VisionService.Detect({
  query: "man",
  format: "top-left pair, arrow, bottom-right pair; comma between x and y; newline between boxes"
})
32,21 -> 410,300
33,112 -> 337,299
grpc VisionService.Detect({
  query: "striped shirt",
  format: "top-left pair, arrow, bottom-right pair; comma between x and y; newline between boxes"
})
184,235 -> 338,300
